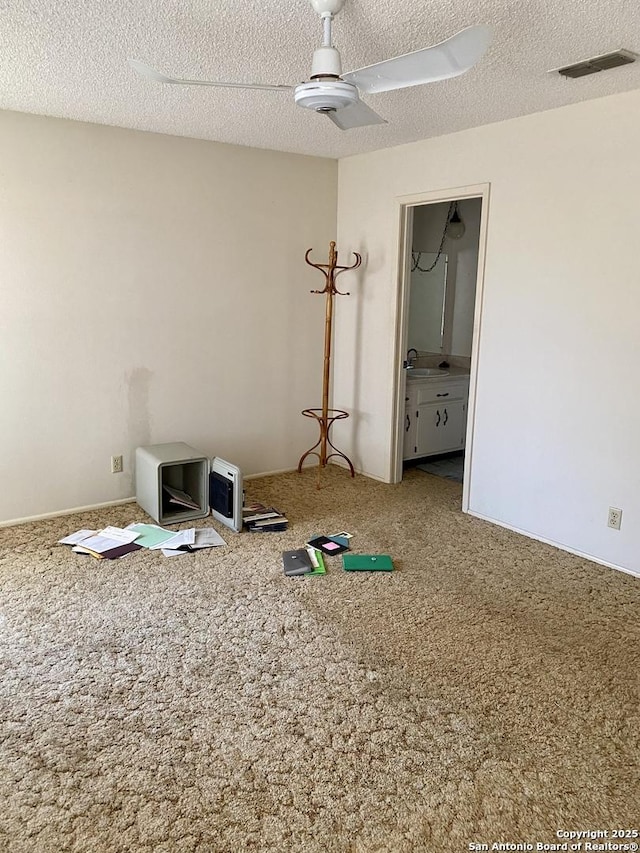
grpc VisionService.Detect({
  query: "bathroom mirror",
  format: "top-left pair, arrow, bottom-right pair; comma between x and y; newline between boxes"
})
407,252 -> 448,353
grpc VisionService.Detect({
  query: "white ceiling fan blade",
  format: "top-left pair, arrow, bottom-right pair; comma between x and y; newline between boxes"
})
128,59 -> 293,92
342,24 -> 492,94
325,99 -> 387,130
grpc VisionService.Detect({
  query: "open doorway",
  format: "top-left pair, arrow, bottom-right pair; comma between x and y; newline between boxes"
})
391,185 -> 489,511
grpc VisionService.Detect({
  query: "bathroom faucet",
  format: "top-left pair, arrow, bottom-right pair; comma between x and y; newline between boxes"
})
406,348 -> 418,368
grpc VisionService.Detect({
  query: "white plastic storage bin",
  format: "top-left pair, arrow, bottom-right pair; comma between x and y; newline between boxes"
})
135,442 -> 210,524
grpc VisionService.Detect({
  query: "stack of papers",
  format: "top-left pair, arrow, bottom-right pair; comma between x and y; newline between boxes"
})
59,526 -> 142,559
242,504 -> 288,532
134,525 -> 227,557
162,484 -> 200,511
58,523 -> 226,559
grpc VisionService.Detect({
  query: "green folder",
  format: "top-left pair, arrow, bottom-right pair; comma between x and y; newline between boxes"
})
126,523 -> 177,549
305,547 -> 326,576
342,554 -> 394,572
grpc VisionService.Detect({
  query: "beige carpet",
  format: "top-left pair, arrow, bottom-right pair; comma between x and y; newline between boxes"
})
0,466 -> 638,852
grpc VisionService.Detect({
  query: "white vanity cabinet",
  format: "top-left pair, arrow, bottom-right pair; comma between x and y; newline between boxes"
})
403,375 -> 469,460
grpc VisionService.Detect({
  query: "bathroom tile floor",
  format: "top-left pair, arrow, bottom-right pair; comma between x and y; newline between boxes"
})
415,452 -> 464,483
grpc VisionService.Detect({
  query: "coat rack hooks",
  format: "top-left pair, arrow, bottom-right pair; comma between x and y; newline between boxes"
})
297,241 -> 361,486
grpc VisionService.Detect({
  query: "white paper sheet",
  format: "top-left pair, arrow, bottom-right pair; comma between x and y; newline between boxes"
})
191,528 -> 226,548
149,528 -> 196,551
70,534 -> 128,554
97,526 -> 140,544
58,529 -> 97,545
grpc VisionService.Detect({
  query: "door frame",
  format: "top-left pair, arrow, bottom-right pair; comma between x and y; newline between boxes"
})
389,183 -> 491,513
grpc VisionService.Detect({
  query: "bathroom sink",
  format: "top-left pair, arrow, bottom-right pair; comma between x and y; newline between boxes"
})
407,368 -> 449,378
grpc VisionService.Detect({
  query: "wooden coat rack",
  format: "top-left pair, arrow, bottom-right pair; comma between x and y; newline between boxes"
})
297,241 -> 361,483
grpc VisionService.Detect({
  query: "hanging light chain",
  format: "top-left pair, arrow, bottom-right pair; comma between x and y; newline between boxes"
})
411,201 -> 456,273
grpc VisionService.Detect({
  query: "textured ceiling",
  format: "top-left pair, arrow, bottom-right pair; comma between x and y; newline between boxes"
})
2,0 -> 640,159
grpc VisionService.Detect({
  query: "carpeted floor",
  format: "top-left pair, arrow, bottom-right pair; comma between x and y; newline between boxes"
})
0,466 -> 638,852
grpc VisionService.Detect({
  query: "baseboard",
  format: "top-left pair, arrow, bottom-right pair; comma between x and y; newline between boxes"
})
328,459 -> 389,483
1,464 -> 382,529
244,464 -> 313,480
467,509 -> 639,579
0,466 -> 312,527
0,497 -> 138,529
244,461 -> 380,480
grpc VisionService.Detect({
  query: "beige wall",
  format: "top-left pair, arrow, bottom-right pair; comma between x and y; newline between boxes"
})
335,88 -> 640,575
0,110 -> 337,523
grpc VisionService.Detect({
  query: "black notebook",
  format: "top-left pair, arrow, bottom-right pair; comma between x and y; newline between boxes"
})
282,549 -> 313,576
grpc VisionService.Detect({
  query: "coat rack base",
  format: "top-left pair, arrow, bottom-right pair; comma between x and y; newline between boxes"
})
297,408 -> 355,484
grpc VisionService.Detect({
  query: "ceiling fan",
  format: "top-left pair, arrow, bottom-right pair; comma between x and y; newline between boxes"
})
129,0 -> 491,131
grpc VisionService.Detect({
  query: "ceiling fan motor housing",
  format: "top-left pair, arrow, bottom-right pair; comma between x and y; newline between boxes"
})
294,80 -> 359,112
310,46 -> 342,78
296,43 -> 355,113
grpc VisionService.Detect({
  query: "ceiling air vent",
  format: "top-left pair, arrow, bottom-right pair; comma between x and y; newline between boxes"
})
555,49 -> 637,79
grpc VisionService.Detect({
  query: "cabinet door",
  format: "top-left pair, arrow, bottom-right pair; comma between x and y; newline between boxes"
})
416,400 -> 466,456
403,403 -> 418,459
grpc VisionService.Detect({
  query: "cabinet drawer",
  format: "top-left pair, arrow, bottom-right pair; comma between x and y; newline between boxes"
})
415,381 -> 468,405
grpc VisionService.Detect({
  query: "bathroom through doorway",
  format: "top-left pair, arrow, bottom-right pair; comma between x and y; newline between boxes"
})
390,184 -> 490,512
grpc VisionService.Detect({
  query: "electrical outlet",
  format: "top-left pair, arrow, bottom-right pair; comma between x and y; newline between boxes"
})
111,455 -> 123,474
607,507 -> 622,530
